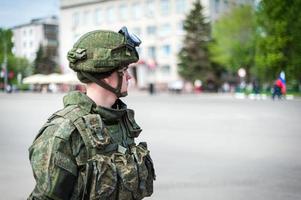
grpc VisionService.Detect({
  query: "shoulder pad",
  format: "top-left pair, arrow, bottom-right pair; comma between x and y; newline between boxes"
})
54,105 -> 78,118
53,118 -> 76,141
35,117 -> 76,142
54,105 -> 89,123
50,105 -> 91,141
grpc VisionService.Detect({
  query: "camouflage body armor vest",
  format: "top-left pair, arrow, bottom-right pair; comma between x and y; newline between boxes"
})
28,91 -> 155,200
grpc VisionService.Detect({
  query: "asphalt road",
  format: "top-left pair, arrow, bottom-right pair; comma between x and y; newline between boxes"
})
0,92 -> 301,200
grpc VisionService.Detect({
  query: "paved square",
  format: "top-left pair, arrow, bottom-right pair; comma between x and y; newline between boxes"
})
0,92 -> 301,200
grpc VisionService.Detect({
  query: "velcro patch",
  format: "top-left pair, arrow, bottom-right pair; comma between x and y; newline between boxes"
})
55,151 -> 77,176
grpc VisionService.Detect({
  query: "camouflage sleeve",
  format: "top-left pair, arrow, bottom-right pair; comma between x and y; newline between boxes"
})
28,118 -> 78,200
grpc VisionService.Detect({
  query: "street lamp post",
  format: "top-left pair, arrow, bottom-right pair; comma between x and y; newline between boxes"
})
3,43 -> 8,92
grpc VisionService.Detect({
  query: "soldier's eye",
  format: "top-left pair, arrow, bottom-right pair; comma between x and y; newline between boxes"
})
122,66 -> 128,72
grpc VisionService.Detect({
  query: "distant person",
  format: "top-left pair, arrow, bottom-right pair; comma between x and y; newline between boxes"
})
222,82 -> 230,93
149,82 -> 155,95
28,27 -> 155,200
5,84 -> 12,93
194,79 -> 202,93
272,71 -> 286,100
252,79 -> 260,95
272,79 -> 283,99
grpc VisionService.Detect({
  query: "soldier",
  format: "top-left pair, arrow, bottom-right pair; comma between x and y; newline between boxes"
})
28,27 -> 155,200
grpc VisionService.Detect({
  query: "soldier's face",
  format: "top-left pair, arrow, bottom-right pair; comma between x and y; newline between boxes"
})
120,68 -> 132,93
107,67 -> 132,93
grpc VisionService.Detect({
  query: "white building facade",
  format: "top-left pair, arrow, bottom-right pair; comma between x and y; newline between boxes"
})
12,16 -> 59,63
59,0 -> 253,89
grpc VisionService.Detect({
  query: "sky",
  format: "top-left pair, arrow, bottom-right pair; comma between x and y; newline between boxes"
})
0,0 -> 59,28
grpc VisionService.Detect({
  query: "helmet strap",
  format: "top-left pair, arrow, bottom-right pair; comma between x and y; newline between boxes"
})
81,71 -> 127,98
116,69 -> 128,97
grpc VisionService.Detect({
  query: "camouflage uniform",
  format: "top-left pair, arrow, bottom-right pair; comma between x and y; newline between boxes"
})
28,29 -> 155,200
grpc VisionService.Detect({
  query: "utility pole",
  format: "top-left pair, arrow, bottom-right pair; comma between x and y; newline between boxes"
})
1,32 -> 8,92
2,40 -> 8,92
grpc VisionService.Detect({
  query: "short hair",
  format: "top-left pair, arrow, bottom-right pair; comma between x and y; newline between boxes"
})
77,70 -> 114,83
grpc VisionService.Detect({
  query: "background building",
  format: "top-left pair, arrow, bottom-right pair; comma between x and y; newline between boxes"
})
12,16 -> 59,63
59,0 -> 253,89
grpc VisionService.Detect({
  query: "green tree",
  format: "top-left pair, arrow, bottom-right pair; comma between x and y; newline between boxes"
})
8,55 -> 32,81
0,29 -> 13,60
209,5 -> 256,82
33,45 -> 59,74
256,0 -> 301,83
177,0 -> 211,83
0,28 -> 32,87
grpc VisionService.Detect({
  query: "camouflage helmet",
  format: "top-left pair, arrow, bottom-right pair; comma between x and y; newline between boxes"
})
67,28 -> 140,73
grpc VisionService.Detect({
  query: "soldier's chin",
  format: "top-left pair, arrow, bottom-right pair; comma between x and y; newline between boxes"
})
119,91 -> 128,98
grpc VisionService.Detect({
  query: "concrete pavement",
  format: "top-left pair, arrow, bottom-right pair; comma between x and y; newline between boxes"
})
0,92 -> 301,200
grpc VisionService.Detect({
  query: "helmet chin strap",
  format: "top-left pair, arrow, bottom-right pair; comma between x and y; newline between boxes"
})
82,70 -> 127,98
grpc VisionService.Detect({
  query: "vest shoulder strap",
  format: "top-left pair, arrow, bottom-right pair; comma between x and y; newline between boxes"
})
54,105 -> 107,159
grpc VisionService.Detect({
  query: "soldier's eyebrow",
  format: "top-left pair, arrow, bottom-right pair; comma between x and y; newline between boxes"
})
121,66 -> 128,72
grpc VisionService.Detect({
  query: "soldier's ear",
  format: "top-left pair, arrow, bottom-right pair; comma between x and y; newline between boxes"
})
102,71 -> 116,85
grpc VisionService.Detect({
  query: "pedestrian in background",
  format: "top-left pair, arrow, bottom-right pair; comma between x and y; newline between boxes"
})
272,71 -> 286,100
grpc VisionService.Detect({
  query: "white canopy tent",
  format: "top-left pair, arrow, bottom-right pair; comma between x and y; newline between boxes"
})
60,73 -> 81,85
22,74 -> 47,84
22,73 -> 82,85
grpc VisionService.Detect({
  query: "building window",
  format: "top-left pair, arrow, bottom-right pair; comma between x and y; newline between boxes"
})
146,25 -> 157,36
108,7 -> 116,22
72,12 -> 80,28
29,41 -> 33,48
215,0 -> 220,13
223,0 -> 229,9
132,27 -> 141,37
161,44 -> 171,57
176,0 -> 186,14
160,0 -> 170,15
119,4 -> 127,21
73,34 -> 81,43
145,0 -> 155,17
132,3 -> 142,20
23,42 -> 26,48
160,24 -> 171,37
94,8 -> 102,25
83,10 -> 91,25
176,43 -> 182,53
107,7 -> 116,23
177,21 -> 184,32
161,65 -> 171,75
147,46 -> 156,59
136,47 -> 142,56
23,29 -> 26,36
29,28 -> 33,35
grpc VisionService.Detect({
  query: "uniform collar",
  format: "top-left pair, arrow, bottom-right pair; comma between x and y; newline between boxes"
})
63,91 -> 95,113
94,99 -> 127,123
63,91 -> 128,123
